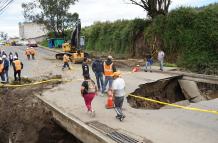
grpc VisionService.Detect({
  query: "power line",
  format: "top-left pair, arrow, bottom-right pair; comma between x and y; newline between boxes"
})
0,0 -> 15,15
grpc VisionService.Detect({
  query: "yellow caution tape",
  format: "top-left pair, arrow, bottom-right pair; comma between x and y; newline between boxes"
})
128,94 -> 218,115
0,78 -> 71,88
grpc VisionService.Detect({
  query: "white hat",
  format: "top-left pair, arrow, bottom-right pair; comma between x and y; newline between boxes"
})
13,56 -> 17,59
31,47 -> 33,48
2,55 -> 6,59
108,55 -> 113,59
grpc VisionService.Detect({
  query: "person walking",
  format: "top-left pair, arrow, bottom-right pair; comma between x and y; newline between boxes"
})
144,53 -> 153,72
0,57 -> 5,83
103,55 -> 116,93
158,50 -> 165,71
62,54 -> 71,70
2,55 -> 9,83
1,50 -> 7,57
80,74 -> 97,117
30,47 -> 36,60
82,57 -> 90,77
112,71 -> 126,121
12,56 -> 23,82
25,47 -> 31,60
9,52 -> 13,66
92,57 -> 104,95
15,52 -> 18,59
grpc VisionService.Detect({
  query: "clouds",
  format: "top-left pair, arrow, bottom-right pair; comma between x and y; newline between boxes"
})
0,0 -> 217,37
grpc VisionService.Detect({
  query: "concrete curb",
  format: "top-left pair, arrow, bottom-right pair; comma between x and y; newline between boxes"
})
36,95 -> 116,143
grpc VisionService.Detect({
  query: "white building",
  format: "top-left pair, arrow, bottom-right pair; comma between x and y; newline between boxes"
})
19,22 -> 48,42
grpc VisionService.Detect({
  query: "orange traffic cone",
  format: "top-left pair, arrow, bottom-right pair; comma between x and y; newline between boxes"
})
105,90 -> 114,109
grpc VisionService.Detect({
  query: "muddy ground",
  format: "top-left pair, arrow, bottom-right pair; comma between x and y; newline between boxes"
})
0,82 -> 82,143
127,76 -> 186,109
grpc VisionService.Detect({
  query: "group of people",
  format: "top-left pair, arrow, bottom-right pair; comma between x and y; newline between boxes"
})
25,47 -> 36,60
79,55 -> 126,121
144,50 -> 165,72
0,49 -> 23,83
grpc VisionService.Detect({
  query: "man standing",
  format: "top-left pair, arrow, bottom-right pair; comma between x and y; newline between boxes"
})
92,57 -> 104,94
158,50 -> 165,71
62,54 -> 71,70
25,47 -> 31,60
12,56 -> 23,81
2,55 -> 9,83
0,57 -> 5,83
82,57 -> 90,77
144,53 -> 152,72
9,52 -> 13,66
112,71 -> 126,121
103,55 -> 116,93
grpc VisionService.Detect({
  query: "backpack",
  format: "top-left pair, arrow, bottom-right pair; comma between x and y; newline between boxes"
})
87,80 -> 96,93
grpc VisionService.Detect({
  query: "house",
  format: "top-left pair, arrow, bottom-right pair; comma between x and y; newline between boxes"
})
19,22 -> 48,42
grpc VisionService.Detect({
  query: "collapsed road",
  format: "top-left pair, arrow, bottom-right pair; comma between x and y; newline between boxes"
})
0,46 -> 218,143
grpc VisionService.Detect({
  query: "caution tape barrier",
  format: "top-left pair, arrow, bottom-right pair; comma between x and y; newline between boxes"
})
0,78 -> 71,88
128,94 -> 218,115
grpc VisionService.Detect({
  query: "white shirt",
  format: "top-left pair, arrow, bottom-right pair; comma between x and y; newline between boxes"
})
158,51 -> 165,61
112,77 -> 125,97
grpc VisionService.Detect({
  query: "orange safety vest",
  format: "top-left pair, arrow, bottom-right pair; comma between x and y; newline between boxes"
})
13,60 -> 22,71
63,55 -> 70,63
0,63 -> 4,73
25,49 -> 31,55
104,62 -> 113,76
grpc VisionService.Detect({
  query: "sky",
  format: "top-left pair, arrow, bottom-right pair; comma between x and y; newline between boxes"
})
0,0 -> 217,37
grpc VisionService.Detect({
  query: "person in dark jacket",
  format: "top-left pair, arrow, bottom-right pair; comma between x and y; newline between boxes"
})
82,57 -> 90,77
103,55 -> 116,93
2,55 -> 9,83
92,57 -> 104,94
9,52 -> 13,66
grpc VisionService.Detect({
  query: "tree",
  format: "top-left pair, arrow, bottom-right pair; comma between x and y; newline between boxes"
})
22,0 -> 79,38
0,32 -> 8,40
128,0 -> 171,19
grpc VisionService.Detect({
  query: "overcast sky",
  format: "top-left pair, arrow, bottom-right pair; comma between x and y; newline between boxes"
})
0,0 -> 217,37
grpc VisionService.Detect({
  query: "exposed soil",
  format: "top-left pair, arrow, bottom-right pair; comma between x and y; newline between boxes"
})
0,79 -> 82,143
127,76 -> 186,109
197,82 -> 218,100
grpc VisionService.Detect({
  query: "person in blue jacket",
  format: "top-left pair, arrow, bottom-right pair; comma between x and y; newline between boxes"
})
2,55 -> 9,83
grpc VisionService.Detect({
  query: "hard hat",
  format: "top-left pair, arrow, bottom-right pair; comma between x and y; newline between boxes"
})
31,47 -> 33,48
13,56 -> 17,59
112,71 -> 121,77
108,55 -> 113,59
2,55 -> 6,59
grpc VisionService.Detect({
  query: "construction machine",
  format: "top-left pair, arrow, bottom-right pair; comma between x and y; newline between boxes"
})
55,19 -> 88,63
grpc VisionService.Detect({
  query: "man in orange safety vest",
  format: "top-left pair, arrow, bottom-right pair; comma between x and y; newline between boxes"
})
12,56 -> 23,81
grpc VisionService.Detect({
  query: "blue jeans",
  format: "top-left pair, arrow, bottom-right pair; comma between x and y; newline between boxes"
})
103,76 -> 113,92
4,70 -> 9,83
144,61 -> 151,71
0,73 -> 5,83
95,72 -> 104,92
160,60 -> 164,71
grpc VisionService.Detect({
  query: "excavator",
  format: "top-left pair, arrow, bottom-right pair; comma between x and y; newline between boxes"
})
55,19 -> 88,63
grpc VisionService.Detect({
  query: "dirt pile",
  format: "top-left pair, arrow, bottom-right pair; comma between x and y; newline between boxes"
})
127,76 -> 185,109
0,81 -> 82,143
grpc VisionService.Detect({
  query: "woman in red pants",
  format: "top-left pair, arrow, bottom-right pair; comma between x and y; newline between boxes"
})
81,74 -> 97,117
